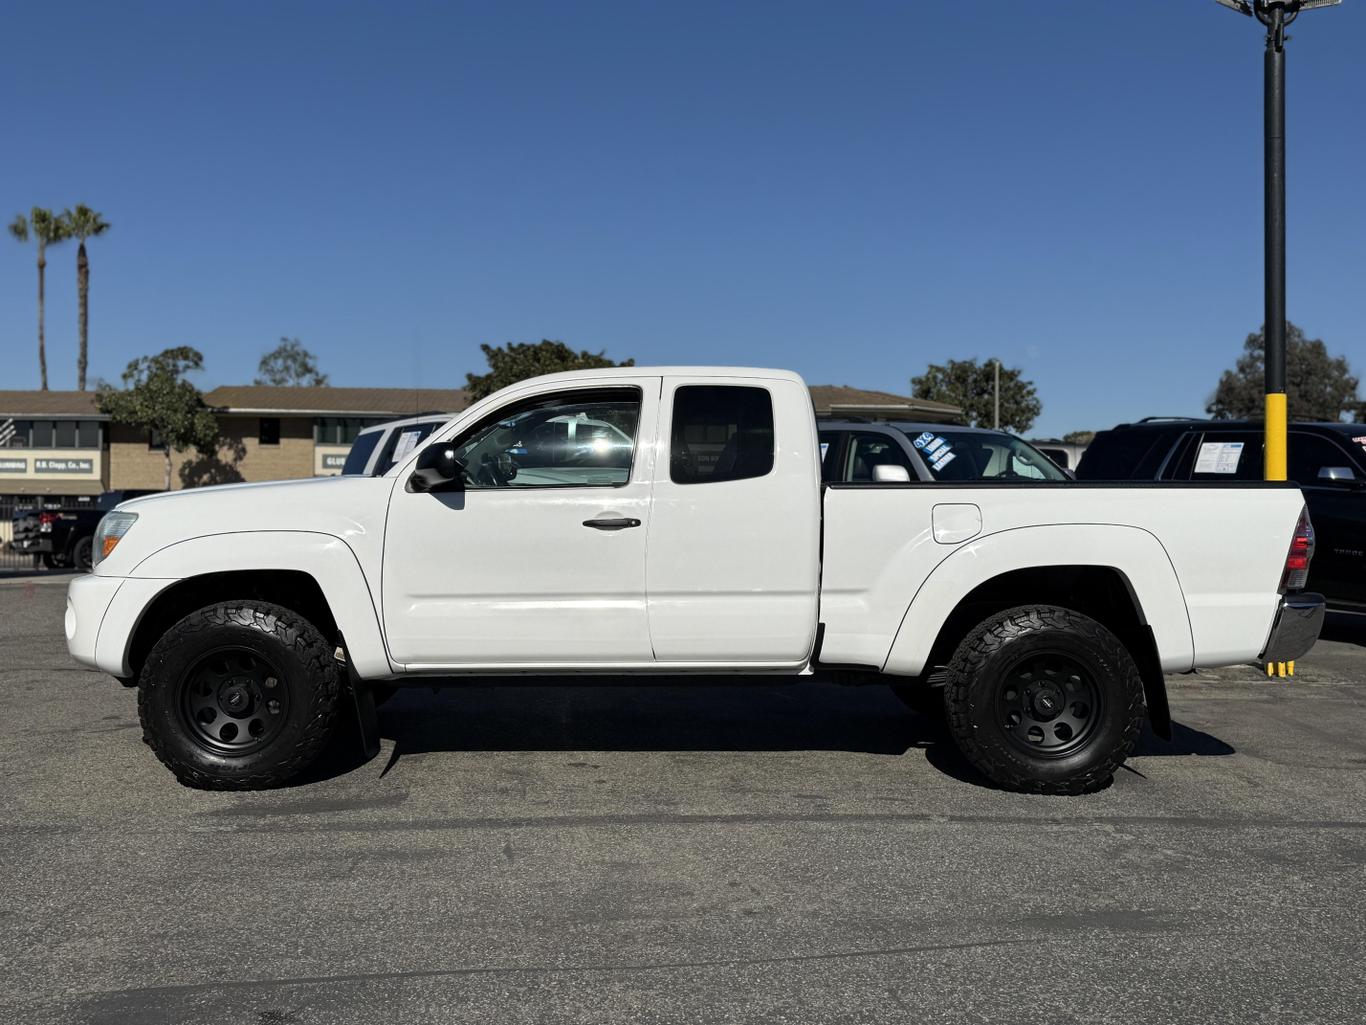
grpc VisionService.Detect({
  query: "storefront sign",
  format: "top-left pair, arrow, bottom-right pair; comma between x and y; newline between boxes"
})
0,457 -> 26,474
34,458 -> 94,474
322,453 -> 347,470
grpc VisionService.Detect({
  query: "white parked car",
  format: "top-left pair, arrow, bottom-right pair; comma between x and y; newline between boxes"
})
66,367 -> 1323,794
340,413 -> 452,477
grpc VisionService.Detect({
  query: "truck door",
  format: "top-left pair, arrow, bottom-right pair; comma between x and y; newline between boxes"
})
382,379 -> 660,667
645,377 -> 821,664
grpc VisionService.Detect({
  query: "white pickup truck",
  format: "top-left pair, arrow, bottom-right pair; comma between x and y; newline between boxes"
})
66,367 -> 1324,794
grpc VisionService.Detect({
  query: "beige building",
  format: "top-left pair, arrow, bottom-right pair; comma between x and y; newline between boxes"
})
1,381 -> 958,503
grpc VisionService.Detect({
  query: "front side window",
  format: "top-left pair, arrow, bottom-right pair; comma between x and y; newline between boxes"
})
670,385 -> 774,484
1289,433 -> 1359,486
903,429 -> 1068,482
451,388 -> 640,489
844,433 -> 916,482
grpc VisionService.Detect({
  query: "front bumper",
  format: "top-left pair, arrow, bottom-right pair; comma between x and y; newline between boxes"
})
66,573 -> 177,677
1259,592 -> 1325,663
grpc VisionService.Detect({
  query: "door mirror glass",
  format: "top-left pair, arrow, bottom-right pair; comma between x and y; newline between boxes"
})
872,464 -> 911,483
408,443 -> 466,492
1318,465 -> 1358,484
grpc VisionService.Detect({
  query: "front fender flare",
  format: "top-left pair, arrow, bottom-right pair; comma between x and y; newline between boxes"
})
122,530 -> 393,679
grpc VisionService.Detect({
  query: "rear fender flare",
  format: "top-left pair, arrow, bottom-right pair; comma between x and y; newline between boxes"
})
882,523 -> 1195,678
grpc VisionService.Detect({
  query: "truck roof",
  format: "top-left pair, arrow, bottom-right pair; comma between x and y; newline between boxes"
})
505,366 -> 808,388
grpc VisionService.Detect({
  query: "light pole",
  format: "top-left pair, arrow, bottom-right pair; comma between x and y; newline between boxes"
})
1214,0 -> 1340,481
992,359 -> 1001,430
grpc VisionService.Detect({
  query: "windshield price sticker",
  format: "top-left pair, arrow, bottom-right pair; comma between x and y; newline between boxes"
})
1194,441 -> 1245,475
913,432 -> 956,472
392,431 -> 422,463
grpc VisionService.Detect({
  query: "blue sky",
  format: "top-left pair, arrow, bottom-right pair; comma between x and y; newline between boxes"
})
2,0 -> 1362,436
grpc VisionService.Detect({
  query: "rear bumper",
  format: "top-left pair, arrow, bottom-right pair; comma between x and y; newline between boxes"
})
1259,592 -> 1325,663
9,537 -> 54,554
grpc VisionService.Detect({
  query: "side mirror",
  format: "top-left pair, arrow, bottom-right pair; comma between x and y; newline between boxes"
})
408,444 -> 466,492
1317,466 -> 1358,485
872,464 -> 912,483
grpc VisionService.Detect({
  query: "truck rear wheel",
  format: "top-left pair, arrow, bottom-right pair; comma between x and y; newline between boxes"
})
944,605 -> 1144,795
138,600 -> 343,790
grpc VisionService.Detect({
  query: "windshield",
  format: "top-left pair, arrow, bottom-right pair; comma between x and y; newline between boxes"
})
902,428 -> 1068,482
340,430 -> 383,475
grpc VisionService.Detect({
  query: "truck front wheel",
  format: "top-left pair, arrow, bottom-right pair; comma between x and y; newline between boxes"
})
138,601 -> 343,790
944,605 -> 1144,795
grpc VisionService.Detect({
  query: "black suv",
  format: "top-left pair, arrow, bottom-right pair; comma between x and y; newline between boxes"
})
1077,419 -> 1366,612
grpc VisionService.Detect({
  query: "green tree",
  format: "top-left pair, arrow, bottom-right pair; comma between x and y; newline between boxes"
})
59,204 -> 111,392
1063,430 -> 1095,445
1207,323 -> 1360,422
911,358 -> 1042,433
8,207 -> 69,391
97,346 -> 220,491
465,340 -> 634,401
255,337 -> 329,386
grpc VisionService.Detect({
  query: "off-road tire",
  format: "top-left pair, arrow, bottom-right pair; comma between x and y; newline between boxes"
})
138,601 -> 342,790
944,605 -> 1145,795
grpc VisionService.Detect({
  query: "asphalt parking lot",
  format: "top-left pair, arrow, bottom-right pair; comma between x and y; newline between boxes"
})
2,574 -> 1365,1025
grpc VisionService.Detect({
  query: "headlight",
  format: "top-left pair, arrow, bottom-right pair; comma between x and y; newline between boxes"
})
93,511 -> 138,569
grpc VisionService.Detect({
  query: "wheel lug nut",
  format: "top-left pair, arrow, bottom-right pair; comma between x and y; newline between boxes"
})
267,700 -> 281,715
264,677 -> 277,689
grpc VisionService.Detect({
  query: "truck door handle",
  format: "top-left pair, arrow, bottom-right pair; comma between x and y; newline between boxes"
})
583,517 -> 641,531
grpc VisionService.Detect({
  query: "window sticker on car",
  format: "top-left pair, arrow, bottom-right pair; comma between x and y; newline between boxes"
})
1353,435 -> 1366,451
820,442 -> 829,460
930,450 -> 956,471
913,432 -> 935,449
392,430 -> 423,463
1194,441 -> 1245,474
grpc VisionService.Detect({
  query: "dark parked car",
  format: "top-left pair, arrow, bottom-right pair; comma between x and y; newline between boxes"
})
1077,419 -> 1366,612
9,489 -> 159,570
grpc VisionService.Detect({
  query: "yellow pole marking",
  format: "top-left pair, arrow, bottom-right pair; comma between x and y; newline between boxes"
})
1265,392 -> 1288,481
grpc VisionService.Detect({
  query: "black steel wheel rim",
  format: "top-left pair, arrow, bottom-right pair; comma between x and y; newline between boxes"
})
178,646 -> 290,754
995,651 -> 1103,759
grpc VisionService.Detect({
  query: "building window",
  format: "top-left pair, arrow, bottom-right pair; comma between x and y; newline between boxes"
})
259,417 -> 281,446
31,420 -> 55,448
55,421 -> 77,447
315,416 -> 386,445
76,421 -> 102,448
0,421 -> 33,448
148,430 -> 167,451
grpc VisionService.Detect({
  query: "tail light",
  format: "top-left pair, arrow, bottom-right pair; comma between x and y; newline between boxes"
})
1280,507 -> 1315,592
38,512 -> 58,532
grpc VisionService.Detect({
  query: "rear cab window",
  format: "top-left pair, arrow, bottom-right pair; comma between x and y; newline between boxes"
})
670,386 -> 774,484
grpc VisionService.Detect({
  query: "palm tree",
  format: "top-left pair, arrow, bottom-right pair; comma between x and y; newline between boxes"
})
8,207 -> 69,391
60,205 -> 111,391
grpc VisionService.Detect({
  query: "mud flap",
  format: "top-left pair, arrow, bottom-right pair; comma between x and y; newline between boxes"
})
337,642 -> 380,761
1137,626 -> 1171,741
